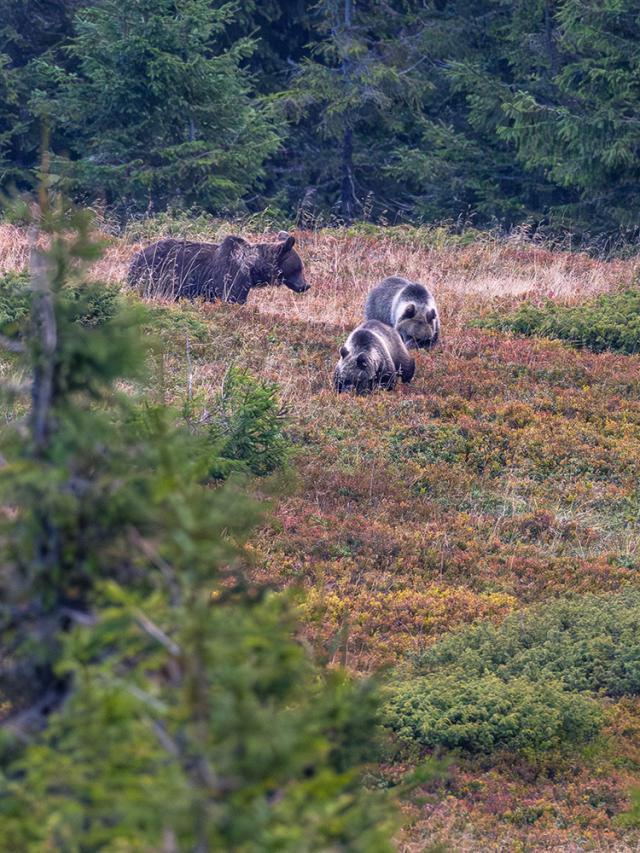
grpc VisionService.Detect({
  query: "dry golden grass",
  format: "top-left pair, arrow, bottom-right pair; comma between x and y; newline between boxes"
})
2,222 -> 638,337
0,224 -> 33,272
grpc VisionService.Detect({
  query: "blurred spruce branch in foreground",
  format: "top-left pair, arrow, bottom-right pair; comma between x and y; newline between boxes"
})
0,182 -> 418,849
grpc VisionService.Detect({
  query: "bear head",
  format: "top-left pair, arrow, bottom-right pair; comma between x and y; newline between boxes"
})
334,346 -> 377,394
396,302 -> 438,349
273,231 -> 310,293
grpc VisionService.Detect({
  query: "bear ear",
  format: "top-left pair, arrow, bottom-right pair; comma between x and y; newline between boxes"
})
402,303 -> 416,320
277,230 -> 290,240
277,234 -> 296,256
356,354 -> 368,369
340,345 -> 349,359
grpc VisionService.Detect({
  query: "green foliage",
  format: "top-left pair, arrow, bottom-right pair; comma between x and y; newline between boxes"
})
385,673 -> 601,755
414,590 -> 640,699
35,0 -> 281,214
1,593 -> 396,851
500,0 -> 640,232
0,196 -> 399,849
3,0 -> 640,235
379,0 -> 561,226
0,209 -> 149,622
0,53 -> 26,187
481,288 -> 640,353
391,422 -> 510,478
210,367 -> 289,478
144,301 -> 210,343
0,1 -> 79,189
285,0 -> 432,221
618,786 -> 640,828
0,269 -> 121,338
64,281 -> 122,330
385,590 -> 640,756
0,271 -> 30,335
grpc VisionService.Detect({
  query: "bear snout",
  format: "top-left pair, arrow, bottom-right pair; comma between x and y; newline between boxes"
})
285,277 -> 310,293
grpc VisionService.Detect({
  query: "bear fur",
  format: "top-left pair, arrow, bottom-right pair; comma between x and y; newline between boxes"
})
128,231 -> 309,304
333,320 -> 415,394
127,239 -> 218,300
365,276 -> 440,349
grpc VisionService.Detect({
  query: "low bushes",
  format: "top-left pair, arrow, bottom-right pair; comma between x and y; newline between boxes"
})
385,673 -> 601,754
414,590 -> 640,697
0,272 -> 30,335
481,288 -> 640,353
385,592 -> 640,755
0,270 -> 121,337
209,367 -> 290,478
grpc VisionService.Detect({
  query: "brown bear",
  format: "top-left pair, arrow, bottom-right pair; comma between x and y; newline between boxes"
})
127,239 -> 217,300
127,231 -> 310,304
333,320 -> 415,394
365,276 -> 440,349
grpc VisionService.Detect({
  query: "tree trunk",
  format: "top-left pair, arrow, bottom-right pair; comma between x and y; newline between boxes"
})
341,126 -> 356,222
544,2 -> 559,77
340,0 -> 356,222
29,228 -> 56,456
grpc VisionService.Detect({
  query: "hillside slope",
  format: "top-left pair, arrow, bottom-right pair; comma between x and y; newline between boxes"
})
3,223 -> 640,850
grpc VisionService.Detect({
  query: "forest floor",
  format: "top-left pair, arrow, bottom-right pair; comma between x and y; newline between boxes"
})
3,221 -> 640,850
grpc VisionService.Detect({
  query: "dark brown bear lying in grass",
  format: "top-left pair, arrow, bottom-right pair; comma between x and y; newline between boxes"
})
128,231 -> 310,304
334,320 -> 415,394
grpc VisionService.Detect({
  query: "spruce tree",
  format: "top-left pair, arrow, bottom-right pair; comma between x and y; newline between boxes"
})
0,51 -> 23,187
276,0 -> 559,226
0,0 -> 80,189
37,0 -> 281,214
285,0 -> 431,222
0,193 -> 399,849
500,0 -> 640,233
382,0 -> 569,226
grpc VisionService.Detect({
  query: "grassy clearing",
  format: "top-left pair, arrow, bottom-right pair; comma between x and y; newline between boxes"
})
2,221 -> 640,850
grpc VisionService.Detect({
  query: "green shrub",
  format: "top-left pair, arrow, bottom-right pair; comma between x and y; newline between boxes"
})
0,199 -> 399,850
209,368 -> 289,478
0,272 -> 30,336
385,591 -> 640,756
390,424 -> 468,467
390,421 -> 511,480
0,271 -> 121,339
64,280 -> 121,328
480,288 -> 640,353
385,673 -> 601,754
414,590 -> 640,698
143,302 -> 209,342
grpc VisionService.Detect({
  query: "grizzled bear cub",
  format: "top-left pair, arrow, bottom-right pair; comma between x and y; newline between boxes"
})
334,320 -> 415,395
128,231 -> 309,304
365,276 -> 439,349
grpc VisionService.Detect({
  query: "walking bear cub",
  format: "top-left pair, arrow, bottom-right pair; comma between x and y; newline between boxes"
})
128,231 -> 309,304
365,276 -> 439,349
334,320 -> 415,394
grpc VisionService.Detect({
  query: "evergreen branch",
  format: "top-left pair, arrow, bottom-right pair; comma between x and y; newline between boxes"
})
128,527 -> 181,607
133,608 -> 181,657
28,224 -> 57,455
